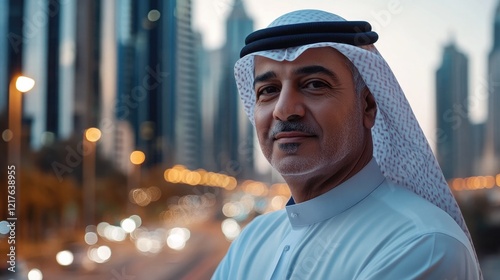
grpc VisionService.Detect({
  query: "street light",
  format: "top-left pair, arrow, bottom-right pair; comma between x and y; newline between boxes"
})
128,150 -> 145,213
7,75 -> 35,166
130,150 -> 146,165
7,75 -> 35,243
83,127 -> 101,226
15,76 -> 36,93
85,127 -> 102,142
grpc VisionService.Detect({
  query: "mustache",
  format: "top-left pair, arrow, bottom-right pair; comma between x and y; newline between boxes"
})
269,121 -> 317,139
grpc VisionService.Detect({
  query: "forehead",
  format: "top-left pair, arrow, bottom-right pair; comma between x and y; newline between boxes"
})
253,47 -> 351,75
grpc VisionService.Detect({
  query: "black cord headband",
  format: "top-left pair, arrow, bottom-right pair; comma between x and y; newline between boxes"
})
240,21 -> 378,58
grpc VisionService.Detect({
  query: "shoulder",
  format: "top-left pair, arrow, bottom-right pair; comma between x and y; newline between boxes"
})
355,180 -> 481,279
368,180 -> 468,238
357,231 -> 481,279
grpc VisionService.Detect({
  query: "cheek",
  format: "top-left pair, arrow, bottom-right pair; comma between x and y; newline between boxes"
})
254,105 -> 272,132
254,121 -> 269,147
254,106 -> 274,150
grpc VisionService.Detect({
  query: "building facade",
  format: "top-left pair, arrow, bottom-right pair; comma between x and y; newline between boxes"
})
435,41 -> 472,179
215,0 -> 255,178
486,2 -> 500,174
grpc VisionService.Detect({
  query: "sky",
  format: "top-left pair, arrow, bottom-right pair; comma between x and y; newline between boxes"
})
192,0 -> 499,151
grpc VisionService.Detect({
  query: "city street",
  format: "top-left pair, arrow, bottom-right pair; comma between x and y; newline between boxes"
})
9,220 -> 229,280
3,216 -> 500,279
2,0 -> 500,279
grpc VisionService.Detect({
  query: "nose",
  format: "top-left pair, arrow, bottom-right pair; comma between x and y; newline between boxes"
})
272,85 -> 305,121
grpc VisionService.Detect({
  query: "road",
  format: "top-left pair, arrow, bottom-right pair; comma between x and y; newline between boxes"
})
4,220 -> 229,280
4,218 -> 500,279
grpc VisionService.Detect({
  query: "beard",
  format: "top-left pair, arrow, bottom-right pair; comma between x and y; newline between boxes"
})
263,111 -> 364,177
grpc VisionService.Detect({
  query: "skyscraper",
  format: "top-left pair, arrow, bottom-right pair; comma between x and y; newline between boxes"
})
157,0 -> 178,168
200,47 -> 224,172
58,0 -> 77,140
45,0 -> 62,137
0,0 -> 9,116
486,2 -> 500,174
175,0 -> 204,170
4,0 -> 27,144
73,0 -> 102,134
113,0 -> 201,170
0,0 -> 25,178
215,0 -> 254,178
435,41 -> 472,179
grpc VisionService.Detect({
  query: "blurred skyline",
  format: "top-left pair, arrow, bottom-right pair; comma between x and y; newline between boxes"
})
193,0 -> 498,151
1,0 -> 500,278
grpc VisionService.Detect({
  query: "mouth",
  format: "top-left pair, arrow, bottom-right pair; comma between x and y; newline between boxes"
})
274,131 -> 315,143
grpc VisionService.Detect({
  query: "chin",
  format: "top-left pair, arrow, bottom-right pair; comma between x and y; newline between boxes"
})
271,158 -> 322,177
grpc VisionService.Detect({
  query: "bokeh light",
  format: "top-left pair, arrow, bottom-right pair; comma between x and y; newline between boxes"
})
84,232 -> 98,245
221,218 -> 241,241
85,127 -> 101,142
0,221 -> 9,234
130,215 -> 142,228
87,245 -> 112,263
27,268 -> 43,280
147,186 -> 162,201
2,129 -> 13,142
130,150 -> 146,165
136,236 -> 152,253
166,227 -> 191,251
97,246 -> 111,261
97,222 -> 109,237
103,224 -> 127,242
15,76 -> 35,92
147,9 -> 161,21
56,250 -> 74,266
163,165 -> 237,190
271,195 -> 288,210
121,218 -> 137,233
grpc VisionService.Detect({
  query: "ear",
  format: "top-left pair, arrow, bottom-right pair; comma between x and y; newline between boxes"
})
362,88 -> 377,129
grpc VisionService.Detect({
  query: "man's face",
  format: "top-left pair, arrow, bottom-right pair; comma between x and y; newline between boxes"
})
253,47 -> 373,177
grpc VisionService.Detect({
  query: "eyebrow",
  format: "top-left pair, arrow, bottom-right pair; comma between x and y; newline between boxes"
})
294,65 -> 340,85
253,65 -> 340,87
253,71 -> 277,87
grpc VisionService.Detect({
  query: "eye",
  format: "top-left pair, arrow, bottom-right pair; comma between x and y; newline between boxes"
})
256,86 -> 280,100
303,80 -> 330,89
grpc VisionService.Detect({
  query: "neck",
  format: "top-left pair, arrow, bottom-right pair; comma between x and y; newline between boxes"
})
284,145 -> 373,203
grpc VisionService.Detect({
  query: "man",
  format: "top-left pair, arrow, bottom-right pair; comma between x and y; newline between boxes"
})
213,9 -> 481,279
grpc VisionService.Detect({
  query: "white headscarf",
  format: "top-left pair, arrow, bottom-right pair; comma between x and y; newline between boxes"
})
235,10 -> 473,243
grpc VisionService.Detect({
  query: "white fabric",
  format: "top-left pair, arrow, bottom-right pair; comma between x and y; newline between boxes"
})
212,159 -> 480,279
234,9 -> 470,241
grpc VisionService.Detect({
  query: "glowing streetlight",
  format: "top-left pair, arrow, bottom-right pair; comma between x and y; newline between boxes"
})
7,75 -> 35,165
7,75 -> 35,242
85,127 -> 102,142
130,150 -> 146,165
15,76 -> 35,93
128,150 -> 146,214
83,127 -> 101,226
